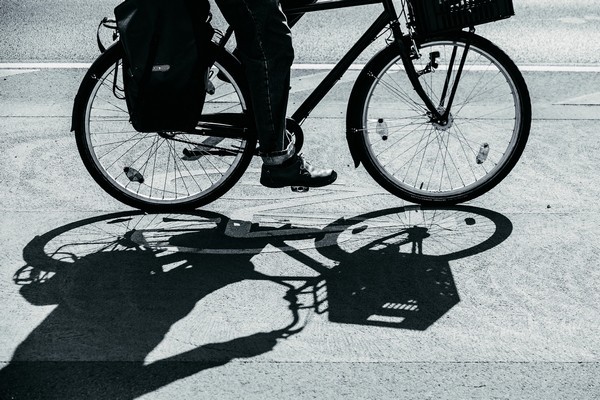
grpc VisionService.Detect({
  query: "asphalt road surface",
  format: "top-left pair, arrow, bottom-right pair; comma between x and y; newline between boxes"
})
0,1 -> 599,399
1,0 -> 600,64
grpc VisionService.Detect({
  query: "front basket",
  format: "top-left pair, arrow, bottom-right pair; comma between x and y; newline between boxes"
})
408,0 -> 515,36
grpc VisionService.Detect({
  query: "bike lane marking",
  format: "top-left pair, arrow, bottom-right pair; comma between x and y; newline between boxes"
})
226,183 -> 386,237
125,184 -> 391,257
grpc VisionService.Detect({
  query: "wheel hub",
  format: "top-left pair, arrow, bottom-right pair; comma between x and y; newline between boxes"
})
429,107 -> 454,131
158,131 -> 178,139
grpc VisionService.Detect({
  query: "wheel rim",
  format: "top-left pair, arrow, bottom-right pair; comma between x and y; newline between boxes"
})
84,60 -> 249,205
362,39 -> 523,199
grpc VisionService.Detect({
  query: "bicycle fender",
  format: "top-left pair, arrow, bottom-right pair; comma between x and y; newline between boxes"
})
346,46 -> 398,168
71,43 -> 123,132
346,76 -> 371,168
344,127 -> 362,168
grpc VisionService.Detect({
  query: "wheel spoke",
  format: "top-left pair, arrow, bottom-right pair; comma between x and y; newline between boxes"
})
78,49 -> 255,209
360,37 -> 529,202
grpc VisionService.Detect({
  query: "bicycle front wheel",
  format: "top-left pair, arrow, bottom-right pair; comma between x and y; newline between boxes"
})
72,42 -> 256,211
348,33 -> 531,204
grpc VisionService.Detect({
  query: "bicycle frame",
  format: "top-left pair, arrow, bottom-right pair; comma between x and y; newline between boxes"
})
215,0 -> 464,126
192,0 -> 477,143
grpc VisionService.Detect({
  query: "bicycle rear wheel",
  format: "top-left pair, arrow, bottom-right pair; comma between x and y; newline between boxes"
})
73,42 -> 256,211
347,33 -> 531,204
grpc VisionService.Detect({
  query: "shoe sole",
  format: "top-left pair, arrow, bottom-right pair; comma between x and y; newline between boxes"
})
260,171 -> 337,189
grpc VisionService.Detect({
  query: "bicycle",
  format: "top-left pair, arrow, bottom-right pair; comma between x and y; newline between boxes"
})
71,0 -> 531,211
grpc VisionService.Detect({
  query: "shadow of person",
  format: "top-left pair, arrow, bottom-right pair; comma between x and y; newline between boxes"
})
1,330 -> 283,399
15,249 -> 256,361
0,212 -> 295,399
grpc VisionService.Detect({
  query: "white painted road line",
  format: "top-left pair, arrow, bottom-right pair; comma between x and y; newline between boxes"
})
294,64 -> 600,73
518,65 -> 600,73
1,62 -> 600,72
0,63 -> 92,69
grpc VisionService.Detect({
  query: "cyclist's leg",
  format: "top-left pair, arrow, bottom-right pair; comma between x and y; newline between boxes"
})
215,0 -> 294,164
215,0 -> 337,188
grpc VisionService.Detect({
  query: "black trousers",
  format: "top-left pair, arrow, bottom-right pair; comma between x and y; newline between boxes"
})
215,0 -> 295,164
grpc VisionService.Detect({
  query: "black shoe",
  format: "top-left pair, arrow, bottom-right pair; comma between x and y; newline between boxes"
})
260,154 -> 337,188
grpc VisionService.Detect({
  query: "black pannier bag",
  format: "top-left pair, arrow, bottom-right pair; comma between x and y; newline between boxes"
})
115,0 -> 214,132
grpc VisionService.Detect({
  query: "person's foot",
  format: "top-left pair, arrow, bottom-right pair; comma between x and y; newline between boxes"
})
260,154 -> 337,188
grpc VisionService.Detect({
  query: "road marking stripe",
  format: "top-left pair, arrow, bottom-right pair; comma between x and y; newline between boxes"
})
0,63 -> 91,69
295,64 -> 600,72
1,62 -> 600,72
518,65 -> 600,72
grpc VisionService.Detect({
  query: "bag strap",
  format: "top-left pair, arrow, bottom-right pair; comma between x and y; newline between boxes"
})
96,17 -> 118,54
184,0 -> 216,66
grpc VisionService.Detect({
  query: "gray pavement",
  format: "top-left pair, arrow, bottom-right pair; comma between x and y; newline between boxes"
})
1,65 -> 599,399
1,0 -> 600,65
1,1 -> 600,399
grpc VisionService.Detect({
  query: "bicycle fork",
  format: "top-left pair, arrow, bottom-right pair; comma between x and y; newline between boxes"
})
392,22 -> 474,125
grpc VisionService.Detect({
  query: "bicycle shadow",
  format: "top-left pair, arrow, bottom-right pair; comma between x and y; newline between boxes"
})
0,206 -> 512,399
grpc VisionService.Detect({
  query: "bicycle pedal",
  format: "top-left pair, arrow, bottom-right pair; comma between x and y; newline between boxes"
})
291,186 -> 309,193
182,148 -> 202,160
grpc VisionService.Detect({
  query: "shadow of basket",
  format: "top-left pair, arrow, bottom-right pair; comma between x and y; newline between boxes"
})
317,205 -> 513,330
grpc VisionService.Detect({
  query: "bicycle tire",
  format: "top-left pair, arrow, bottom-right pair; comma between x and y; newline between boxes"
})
72,42 -> 256,212
347,33 -> 531,204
